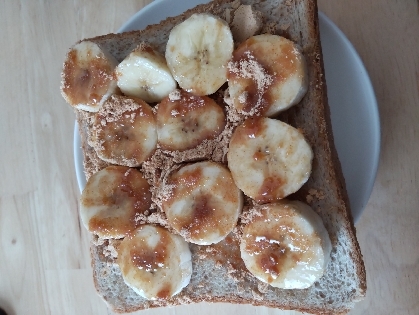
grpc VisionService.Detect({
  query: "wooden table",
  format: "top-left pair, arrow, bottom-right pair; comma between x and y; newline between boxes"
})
1,1 -> 418,314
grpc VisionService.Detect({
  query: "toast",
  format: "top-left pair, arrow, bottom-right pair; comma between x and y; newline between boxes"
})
68,0 -> 366,314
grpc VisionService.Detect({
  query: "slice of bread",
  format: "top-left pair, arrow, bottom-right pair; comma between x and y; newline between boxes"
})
68,0 -> 366,314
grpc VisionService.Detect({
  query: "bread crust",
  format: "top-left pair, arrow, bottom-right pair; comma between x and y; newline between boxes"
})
69,0 -> 366,314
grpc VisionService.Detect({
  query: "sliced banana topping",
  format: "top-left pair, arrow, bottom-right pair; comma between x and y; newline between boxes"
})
227,117 -> 313,203
230,5 -> 263,43
61,41 -> 119,112
156,89 -> 226,151
227,34 -> 308,117
162,161 -> 243,245
80,166 -> 152,239
115,43 -> 177,103
240,201 -> 332,289
118,225 -> 192,300
165,13 -> 234,96
91,95 -> 157,167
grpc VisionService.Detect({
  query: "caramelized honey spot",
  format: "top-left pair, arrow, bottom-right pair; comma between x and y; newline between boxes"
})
157,285 -> 172,299
180,194 -> 215,237
256,175 -> 286,203
130,231 -> 169,272
192,195 -> 213,222
253,148 -> 267,161
118,169 -> 152,213
276,42 -> 299,80
231,116 -> 266,150
88,216 -> 134,237
236,117 -> 265,142
257,243 -> 285,281
168,90 -> 207,115
245,232 -> 284,280
243,81 -> 263,113
175,166 -> 203,189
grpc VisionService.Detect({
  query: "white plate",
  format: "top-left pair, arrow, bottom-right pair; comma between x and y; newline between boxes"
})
74,1 -> 380,223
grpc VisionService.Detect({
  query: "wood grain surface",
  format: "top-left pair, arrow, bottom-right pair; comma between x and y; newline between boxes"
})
0,1 -> 418,314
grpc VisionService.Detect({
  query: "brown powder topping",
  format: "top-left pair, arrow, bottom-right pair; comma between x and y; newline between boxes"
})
306,188 -> 326,204
206,247 -> 216,253
103,239 -> 121,259
261,21 -> 278,35
168,89 -> 181,101
239,205 -> 264,225
95,95 -> 141,123
92,235 -> 106,246
227,50 -> 273,115
229,51 -> 273,95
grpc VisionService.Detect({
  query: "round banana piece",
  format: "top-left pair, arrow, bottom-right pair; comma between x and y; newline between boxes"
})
80,166 -> 152,239
240,201 -> 332,289
115,43 -> 177,103
227,34 -> 308,117
162,161 -> 243,245
227,117 -> 312,203
91,95 -> 157,167
156,90 -> 226,151
61,40 -> 119,112
165,14 -> 234,96
117,225 -> 192,300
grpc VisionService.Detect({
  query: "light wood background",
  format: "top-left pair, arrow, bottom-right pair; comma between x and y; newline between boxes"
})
0,0 -> 418,314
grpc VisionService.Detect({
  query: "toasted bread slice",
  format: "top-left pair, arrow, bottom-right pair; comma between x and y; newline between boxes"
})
68,0 -> 366,314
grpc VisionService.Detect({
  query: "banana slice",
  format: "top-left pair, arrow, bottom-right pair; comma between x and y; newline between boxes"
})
227,117 -> 312,203
115,43 -> 177,103
240,201 -> 332,289
162,161 -> 243,245
118,225 -> 192,300
156,89 -> 226,151
227,34 -> 308,117
61,40 -> 119,112
80,166 -> 152,239
91,95 -> 157,167
165,14 -> 234,96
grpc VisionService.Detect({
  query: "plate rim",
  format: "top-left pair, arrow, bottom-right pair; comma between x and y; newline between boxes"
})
318,11 -> 380,221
